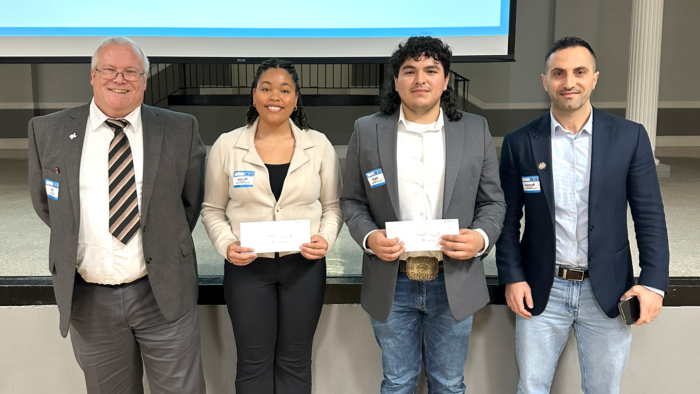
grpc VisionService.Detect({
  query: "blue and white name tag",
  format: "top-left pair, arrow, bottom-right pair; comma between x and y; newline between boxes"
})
45,179 -> 59,200
366,168 -> 386,189
522,176 -> 541,193
233,171 -> 255,188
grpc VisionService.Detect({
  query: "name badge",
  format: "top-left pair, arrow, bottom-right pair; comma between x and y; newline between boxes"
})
366,168 -> 386,189
233,171 -> 255,188
522,176 -> 541,193
45,179 -> 59,200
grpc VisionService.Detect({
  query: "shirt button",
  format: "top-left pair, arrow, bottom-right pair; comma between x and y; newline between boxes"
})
420,212 -> 424,216
570,164 -> 574,168
420,158 -> 423,162
570,191 -> 574,195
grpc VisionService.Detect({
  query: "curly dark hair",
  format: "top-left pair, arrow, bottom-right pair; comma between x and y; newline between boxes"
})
246,58 -> 311,130
379,36 -> 462,122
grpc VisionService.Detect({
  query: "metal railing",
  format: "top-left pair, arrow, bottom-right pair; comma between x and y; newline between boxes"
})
449,71 -> 469,111
145,62 -> 468,111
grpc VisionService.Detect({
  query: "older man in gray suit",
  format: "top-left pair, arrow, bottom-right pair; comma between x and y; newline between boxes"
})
341,36 -> 505,393
28,37 -> 206,393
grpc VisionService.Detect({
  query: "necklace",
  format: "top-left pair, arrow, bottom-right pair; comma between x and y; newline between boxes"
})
257,131 -> 288,147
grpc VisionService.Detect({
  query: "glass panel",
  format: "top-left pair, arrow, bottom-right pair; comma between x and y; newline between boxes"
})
1,149 -> 699,278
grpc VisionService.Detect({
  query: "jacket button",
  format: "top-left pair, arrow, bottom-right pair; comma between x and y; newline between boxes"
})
142,226 -> 147,233
588,255 -> 594,262
146,257 -> 152,264
589,225 -> 594,232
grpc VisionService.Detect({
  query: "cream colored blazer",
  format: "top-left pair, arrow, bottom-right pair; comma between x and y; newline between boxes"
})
201,118 -> 343,259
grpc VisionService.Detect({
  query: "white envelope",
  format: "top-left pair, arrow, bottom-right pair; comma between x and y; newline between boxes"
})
385,219 -> 460,252
240,220 -> 311,253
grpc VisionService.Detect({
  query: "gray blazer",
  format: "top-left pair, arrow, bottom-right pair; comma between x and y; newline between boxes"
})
340,110 -> 506,322
28,103 -> 206,337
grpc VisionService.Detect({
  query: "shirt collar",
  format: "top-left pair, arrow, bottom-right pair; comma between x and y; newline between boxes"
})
550,106 -> 593,137
398,104 -> 444,133
89,99 -> 142,134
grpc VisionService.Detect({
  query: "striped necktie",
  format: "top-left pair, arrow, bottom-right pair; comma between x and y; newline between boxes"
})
106,118 -> 140,244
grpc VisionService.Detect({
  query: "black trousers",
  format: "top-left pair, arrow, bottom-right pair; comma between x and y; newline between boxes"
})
224,253 -> 326,394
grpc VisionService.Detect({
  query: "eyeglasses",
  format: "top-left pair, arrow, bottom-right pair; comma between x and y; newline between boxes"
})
95,67 -> 146,82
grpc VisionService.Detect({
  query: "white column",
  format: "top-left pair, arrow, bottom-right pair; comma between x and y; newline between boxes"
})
626,0 -> 664,164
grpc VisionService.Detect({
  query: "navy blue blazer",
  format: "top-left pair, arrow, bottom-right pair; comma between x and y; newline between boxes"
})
495,108 -> 669,318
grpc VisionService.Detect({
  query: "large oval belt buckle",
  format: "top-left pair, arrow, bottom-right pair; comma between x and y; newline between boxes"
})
406,256 -> 439,281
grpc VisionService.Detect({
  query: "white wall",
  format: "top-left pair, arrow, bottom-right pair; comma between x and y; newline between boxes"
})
1,304 -> 698,393
453,0 -> 699,108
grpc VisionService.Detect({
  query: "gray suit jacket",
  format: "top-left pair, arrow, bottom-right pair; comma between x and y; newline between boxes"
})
28,103 -> 206,337
340,110 -> 506,322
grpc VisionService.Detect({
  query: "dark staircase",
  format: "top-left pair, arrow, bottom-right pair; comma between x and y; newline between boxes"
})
144,62 -> 469,110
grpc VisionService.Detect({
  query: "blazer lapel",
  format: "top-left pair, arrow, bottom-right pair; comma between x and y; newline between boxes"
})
140,105 -> 164,224
529,113 -> 555,228
588,108 -> 615,219
236,121 -> 265,168
64,105 -> 90,226
288,120 -> 313,174
442,118 -> 464,214
377,112 -> 401,220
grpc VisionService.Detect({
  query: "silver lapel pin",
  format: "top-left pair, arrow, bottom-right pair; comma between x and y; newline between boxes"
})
69,133 -> 77,140
538,162 -> 547,170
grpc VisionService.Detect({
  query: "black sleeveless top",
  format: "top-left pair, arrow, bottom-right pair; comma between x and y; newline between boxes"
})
265,163 -> 290,201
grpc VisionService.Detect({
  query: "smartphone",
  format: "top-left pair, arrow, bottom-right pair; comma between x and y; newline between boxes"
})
618,296 -> 641,325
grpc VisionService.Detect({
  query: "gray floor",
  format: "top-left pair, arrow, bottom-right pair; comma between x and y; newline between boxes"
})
1,147 -> 697,277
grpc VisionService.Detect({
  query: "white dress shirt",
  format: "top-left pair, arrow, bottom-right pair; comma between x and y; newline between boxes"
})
76,100 -> 147,284
364,105 -> 488,258
551,108 -> 662,296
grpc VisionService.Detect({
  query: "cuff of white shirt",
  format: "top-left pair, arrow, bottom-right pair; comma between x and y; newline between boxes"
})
363,229 -> 380,255
473,228 -> 489,258
643,285 -> 665,298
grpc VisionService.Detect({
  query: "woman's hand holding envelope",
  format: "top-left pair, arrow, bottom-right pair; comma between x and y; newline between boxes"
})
227,241 -> 258,266
300,235 -> 329,260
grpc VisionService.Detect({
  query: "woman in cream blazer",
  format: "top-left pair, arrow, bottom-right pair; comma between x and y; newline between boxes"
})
201,59 -> 342,394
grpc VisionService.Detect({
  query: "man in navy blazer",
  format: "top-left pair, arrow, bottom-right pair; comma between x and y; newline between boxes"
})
496,37 -> 669,394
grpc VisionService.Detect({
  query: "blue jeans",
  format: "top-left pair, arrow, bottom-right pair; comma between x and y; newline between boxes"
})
371,272 -> 473,394
516,276 -> 632,394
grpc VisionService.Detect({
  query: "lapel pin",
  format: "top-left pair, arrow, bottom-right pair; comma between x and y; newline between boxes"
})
538,162 -> 547,170
69,133 -> 77,140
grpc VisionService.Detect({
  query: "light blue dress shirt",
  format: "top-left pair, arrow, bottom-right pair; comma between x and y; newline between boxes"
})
550,110 -> 593,269
550,108 -> 663,296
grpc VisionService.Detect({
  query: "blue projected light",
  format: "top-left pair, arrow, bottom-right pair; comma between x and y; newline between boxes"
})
0,0 -> 510,38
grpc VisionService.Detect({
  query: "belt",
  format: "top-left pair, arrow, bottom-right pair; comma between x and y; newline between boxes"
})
399,260 -> 444,273
556,266 -> 589,281
76,272 -> 149,288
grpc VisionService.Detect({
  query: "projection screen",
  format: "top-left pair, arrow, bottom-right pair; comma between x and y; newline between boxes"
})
0,0 -> 516,62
